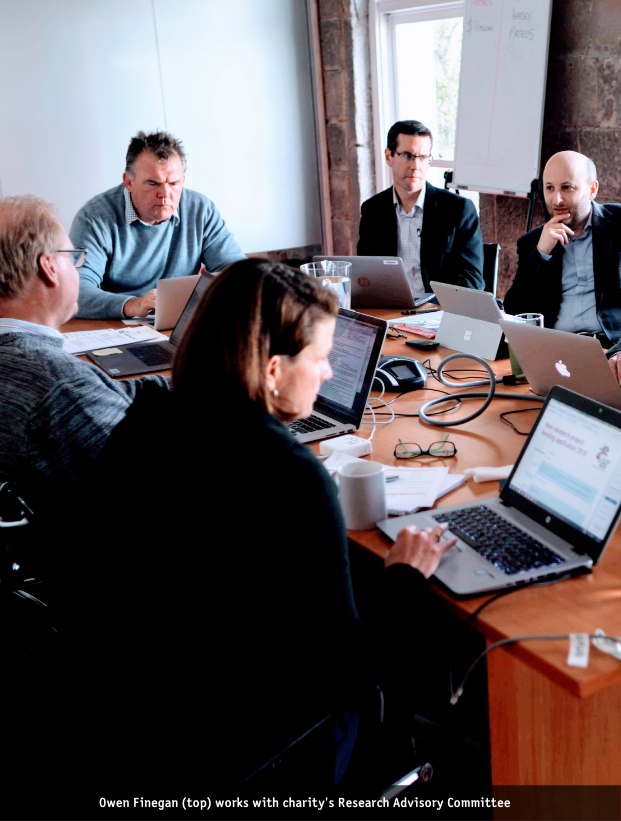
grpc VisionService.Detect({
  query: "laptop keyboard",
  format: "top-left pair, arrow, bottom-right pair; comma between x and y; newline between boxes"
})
432,505 -> 566,575
126,344 -> 172,367
288,414 -> 337,434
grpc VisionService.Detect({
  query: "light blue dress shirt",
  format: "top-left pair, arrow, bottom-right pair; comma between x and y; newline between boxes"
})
541,207 -> 603,335
0,318 -> 62,338
393,185 -> 425,292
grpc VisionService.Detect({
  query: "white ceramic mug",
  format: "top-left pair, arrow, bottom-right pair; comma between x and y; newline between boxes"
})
337,461 -> 387,530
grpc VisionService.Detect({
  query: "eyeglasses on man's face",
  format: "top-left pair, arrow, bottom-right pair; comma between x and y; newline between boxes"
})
394,435 -> 456,459
394,152 -> 432,164
53,248 -> 88,268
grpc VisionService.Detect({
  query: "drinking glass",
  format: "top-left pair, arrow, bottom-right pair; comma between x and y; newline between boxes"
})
509,313 -> 544,376
300,261 -> 352,309
300,261 -> 351,278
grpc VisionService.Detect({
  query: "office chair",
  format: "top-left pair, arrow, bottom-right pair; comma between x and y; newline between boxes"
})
235,691 -> 433,800
482,243 -> 500,297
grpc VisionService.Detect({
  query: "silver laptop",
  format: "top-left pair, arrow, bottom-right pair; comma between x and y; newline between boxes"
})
500,321 -> 621,411
313,255 -> 433,308
378,385 -> 621,596
288,309 -> 387,443
87,272 -> 215,377
431,281 -> 505,360
152,274 -> 200,330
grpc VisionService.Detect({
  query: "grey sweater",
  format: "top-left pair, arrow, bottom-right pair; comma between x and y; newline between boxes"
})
0,332 -> 168,488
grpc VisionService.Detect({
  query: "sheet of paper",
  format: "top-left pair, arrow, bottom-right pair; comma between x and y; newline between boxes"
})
383,465 -> 448,515
61,326 -> 168,355
322,454 -> 457,516
389,311 -> 443,329
322,451 -> 364,473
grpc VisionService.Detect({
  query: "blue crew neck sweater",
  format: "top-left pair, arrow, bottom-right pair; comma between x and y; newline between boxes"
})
70,184 -> 244,319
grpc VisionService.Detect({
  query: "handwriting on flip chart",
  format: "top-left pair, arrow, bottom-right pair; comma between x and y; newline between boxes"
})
465,6 -> 536,41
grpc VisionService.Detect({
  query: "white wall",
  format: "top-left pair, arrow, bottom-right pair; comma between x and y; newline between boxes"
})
0,0 -> 322,252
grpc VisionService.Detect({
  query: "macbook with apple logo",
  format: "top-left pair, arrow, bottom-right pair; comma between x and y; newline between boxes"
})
499,320 -> 621,410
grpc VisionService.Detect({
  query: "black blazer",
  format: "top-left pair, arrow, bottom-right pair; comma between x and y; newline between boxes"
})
504,202 -> 621,347
357,183 -> 485,291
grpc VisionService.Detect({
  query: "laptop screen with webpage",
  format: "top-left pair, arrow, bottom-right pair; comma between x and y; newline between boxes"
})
314,309 -> 387,427
502,387 -> 621,560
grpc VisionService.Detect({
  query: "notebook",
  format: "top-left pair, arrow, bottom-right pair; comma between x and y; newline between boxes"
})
499,320 -> 621,411
313,256 -> 434,309
86,272 -> 215,377
378,385 -> 621,595
288,308 -> 387,443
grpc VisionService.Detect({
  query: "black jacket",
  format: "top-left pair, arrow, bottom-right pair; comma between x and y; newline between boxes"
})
357,183 -> 485,291
27,383 -> 431,804
504,202 -> 621,350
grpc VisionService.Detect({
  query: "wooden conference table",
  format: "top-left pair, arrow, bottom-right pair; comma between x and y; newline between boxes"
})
61,309 -> 621,787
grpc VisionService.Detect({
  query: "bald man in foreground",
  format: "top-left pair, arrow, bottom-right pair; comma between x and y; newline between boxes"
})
504,151 -> 621,379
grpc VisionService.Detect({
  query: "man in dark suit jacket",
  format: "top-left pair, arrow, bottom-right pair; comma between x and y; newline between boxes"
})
357,120 -> 484,291
504,151 -> 621,377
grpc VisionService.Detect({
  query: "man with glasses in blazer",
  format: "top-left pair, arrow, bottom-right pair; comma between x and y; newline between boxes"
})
357,120 -> 484,293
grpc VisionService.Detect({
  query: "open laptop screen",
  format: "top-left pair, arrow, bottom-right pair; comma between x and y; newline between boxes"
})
502,386 -> 621,560
169,272 -> 216,347
314,309 -> 387,427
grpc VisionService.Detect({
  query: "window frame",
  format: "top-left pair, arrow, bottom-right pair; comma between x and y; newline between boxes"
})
370,0 -> 465,193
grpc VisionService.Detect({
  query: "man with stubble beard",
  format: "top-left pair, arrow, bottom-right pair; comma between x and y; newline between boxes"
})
504,151 -> 621,380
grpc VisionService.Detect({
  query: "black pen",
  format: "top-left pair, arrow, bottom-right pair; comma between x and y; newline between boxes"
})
401,308 -> 442,315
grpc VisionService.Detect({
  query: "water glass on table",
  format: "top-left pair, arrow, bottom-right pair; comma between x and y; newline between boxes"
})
300,261 -> 352,310
508,313 -> 544,376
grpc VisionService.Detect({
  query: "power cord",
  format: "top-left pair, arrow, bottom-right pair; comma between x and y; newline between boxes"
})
462,569 -> 590,628
451,632 -> 621,705
500,407 -> 541,435
418,353 -> 545,427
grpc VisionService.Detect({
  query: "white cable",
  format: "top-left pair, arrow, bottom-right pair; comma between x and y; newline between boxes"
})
363,396 -> 395,426
364,400 -> 377,441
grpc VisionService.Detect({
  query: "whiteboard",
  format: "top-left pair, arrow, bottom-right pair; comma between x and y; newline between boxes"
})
154,0 -> 322,253
452,0 -> 553,197
0,0 -> 322,253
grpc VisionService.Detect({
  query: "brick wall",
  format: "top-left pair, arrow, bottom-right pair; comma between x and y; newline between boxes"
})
480,0 -> 621,297
318,0 -> 362,254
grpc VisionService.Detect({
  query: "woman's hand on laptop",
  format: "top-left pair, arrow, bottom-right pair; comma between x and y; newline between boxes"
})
385,523 -> 457,578
609,353 -> 621,384
123,289 -> 157,317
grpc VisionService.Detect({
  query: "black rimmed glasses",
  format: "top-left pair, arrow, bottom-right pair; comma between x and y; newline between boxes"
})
54,248 -> 88,268
394,152 -> 432,164
394,434 -> 457,459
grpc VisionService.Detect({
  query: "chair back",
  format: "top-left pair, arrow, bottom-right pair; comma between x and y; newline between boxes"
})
483,243 -> 500,296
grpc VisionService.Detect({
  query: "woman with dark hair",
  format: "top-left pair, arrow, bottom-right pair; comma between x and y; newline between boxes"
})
59,259 -> 455,799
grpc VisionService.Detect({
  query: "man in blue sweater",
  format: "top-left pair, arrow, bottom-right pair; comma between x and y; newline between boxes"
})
70,130 -> 244,319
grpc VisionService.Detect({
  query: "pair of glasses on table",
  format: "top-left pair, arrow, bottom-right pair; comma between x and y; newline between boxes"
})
394,434 -> 457,459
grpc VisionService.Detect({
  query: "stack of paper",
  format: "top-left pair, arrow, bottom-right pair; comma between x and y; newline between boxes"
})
389,311 -> 443,338
62,326 -> 168,355
322,451 -> 466,516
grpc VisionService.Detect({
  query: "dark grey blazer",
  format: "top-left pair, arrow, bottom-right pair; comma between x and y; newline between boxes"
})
504,201 -> 621,352
356,182 -> 485,291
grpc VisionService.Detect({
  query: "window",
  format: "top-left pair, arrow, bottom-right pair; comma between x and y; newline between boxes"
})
370,0 -> 478,208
